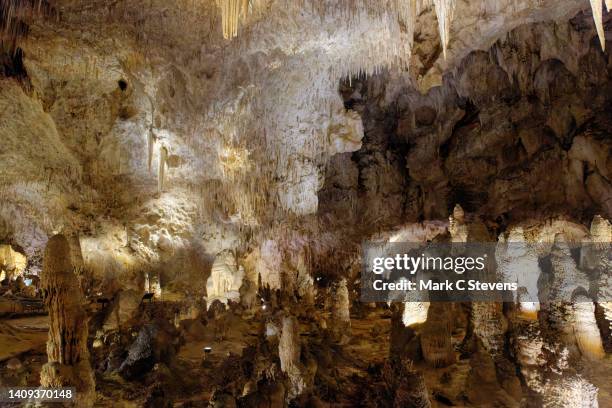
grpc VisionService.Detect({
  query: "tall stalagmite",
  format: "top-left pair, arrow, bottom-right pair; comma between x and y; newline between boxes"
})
40,235 -> 95,406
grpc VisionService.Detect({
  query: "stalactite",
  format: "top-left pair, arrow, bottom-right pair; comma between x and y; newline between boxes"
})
1,0 -> 54,55
590,0 -> 606,51
67,233 -> 91,295
217,0 -> 249,39
158,145 -> 168,193
147,130 -> 155,172
432,0 -> 456,59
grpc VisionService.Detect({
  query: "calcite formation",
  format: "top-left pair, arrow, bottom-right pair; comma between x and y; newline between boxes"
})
278,315 -> 308,400
0,244 -> 26,280
331,278 -> 351,335
0,0 -> 610,406
420,302 -> 455,367
206,250 -> 244,307
39,234 -> 94,406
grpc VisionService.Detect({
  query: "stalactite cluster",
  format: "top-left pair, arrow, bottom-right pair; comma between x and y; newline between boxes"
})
215,0 -> 459,65
0,0 -> 53,54
216,0 -> 250,39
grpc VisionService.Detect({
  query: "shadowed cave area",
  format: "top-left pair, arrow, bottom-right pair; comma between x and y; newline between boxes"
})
0,1 -> 611,407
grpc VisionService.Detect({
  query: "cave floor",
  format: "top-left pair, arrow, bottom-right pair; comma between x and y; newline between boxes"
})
171,308 -> 394,406
0,316 -> 48,362
0,310 -> 611,407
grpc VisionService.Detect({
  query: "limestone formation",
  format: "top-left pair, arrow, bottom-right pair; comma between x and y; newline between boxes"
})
0,0 -> 611,405
158,145 -> 168,194
0,244 -> 26,280
40,235 -> 94,406
542,376 -> 599,408
449,204 -> 468,244
382,358 -> 432,408
103,289 -> 142,331
420,303 -> 455,367
402,301 -> 430,327
469,302 -> 506,357
331,279 -> 351,337
511,318 -> 545,393
497,227 -> 541,318
572,296 -> 605,360
206,250 -> 244,307
278,315 -> 307,400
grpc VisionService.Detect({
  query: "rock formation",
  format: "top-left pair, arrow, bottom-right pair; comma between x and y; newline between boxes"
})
330,278 -> 351,338
39,235 -> 94,406
206,250 -> 244,307
278,315 -> 308,400
420,302 -> 455,367
0,0 -> 610,406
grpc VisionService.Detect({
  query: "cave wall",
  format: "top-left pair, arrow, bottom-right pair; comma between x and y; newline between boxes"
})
321,12 -> 612,233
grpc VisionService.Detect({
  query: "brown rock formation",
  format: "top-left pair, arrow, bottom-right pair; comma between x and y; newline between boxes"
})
40,234 -> 94,406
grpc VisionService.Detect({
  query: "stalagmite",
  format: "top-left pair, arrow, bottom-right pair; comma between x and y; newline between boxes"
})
542,376 -> 599,408
206,250 -> 244,307
279,315 -> 307,400
402,301 -> 429,327
383,358 -> 432,408
420,303 -> 455,367
512,318 -> 545,393
470,302 -> 506,357
497,227 -> 540,319
331,278 -> 351,334
589,216 -> 612,351
590,0 -> 606,51
67,233 -> 90,294
295,252 -> 316,305
572,296 -> 605,360
40,235 -> 94,407
543,234 -> 592,360
449,204 -> 468,243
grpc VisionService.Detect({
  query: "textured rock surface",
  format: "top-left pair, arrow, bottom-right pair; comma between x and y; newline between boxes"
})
0,0 -> 610,406
103,289 -> 141,331
206,250 -> 244,307
39,234 -> 94,406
